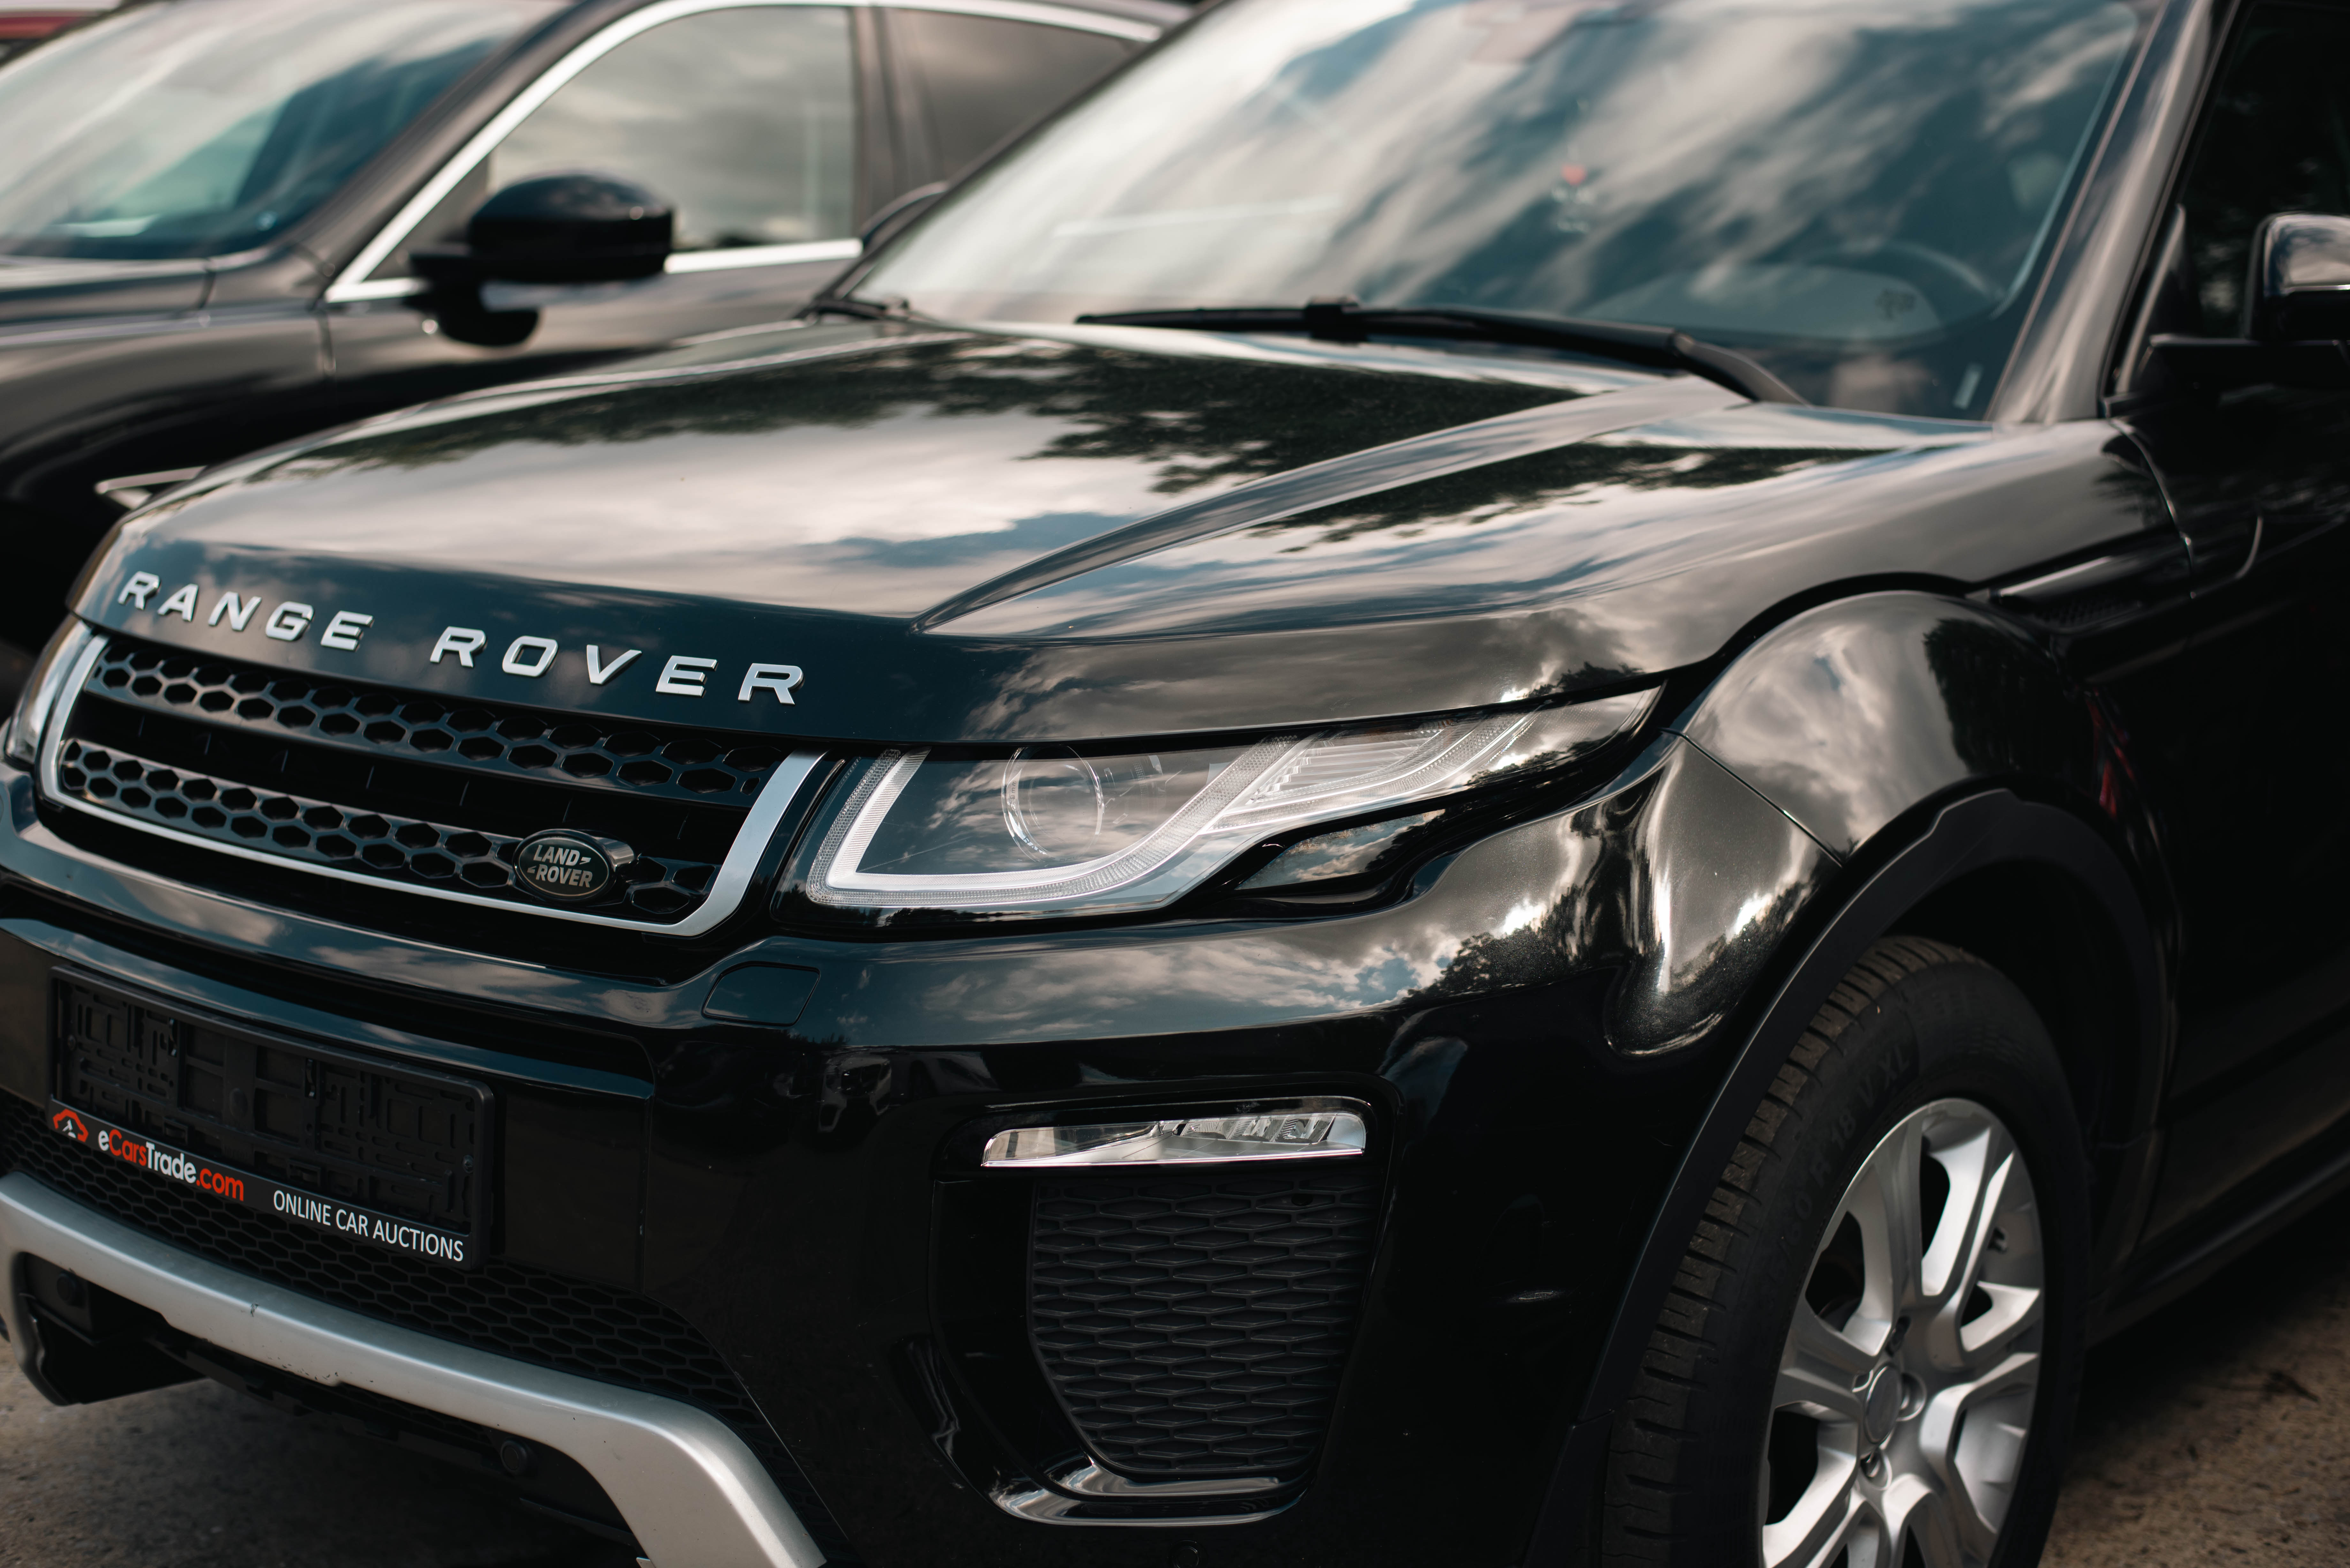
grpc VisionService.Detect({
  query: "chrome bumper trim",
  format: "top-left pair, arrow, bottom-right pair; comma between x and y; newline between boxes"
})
992,1459 -> 1293,1526
0,1172 -> 822,1568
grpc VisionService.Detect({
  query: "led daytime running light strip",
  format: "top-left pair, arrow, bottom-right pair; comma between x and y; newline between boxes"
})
811,731 -> 1297,905
810,712 -> 1539,911
1218,717 -> 1530,832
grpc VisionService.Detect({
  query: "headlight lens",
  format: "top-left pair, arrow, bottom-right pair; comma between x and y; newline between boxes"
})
4,619 -> 94,771
806,690 -> 1653,916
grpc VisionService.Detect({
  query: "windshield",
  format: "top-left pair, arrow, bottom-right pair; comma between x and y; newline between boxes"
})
860,0 -> 2146,416
0,0 -> 557,260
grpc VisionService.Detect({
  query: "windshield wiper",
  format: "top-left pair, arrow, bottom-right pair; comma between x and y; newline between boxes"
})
1075,298 -> 1804,405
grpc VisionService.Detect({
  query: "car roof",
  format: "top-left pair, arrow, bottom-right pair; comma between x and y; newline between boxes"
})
929,0 -> 1191,27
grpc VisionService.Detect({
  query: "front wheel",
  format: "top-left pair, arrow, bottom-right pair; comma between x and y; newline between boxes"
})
1602,937 -> 2091,1568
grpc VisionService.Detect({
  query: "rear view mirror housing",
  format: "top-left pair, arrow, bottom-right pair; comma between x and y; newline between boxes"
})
2146,212 -> 2350,393
411,173 -> 675,346
453,172 -> 674,284
2245,211 -> 2350,342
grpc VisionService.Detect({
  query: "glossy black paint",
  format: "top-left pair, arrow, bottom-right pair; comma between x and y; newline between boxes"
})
0,720 -> 1832,1565
81,324 -> 2161,744
1526,787 -> 2169,1565
0,0 -> 1176,663
8,0 -> 2350,1564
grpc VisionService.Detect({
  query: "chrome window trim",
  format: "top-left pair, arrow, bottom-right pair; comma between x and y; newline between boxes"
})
890,0 -> 1160,36
330,239 -> 866,305
663,236 -> 864,275
39,634 -> 825,938
323,0 -> 1159,304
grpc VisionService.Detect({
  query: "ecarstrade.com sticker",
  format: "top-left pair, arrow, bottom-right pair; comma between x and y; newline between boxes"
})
48,1103 -> 474,1268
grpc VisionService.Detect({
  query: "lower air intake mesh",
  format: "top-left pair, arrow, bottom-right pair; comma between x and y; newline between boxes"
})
1028,1167 -> 1377,1479
0,1094 -> 857,1562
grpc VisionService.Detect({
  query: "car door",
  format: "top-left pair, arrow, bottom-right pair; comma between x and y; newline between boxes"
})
322,0 -> 869,406
2108,0 -> 2350,1241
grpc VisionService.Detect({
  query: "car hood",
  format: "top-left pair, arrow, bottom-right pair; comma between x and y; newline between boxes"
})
77,320 -> 2149,743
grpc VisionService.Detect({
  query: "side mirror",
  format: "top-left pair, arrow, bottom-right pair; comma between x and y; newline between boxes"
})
2147,211 -> 2350,392
2245,212 -> 2350,342
460,172 -> 673,283
411,173 -> 674,346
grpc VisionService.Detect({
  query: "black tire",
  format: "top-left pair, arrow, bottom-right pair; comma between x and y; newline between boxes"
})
1601,936 -> 2091,1567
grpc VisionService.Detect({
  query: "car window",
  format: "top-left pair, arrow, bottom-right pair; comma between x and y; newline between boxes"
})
2177,3 -> 2350,337
860,0 -> 2149,418
888,8 -> 1138,183
374,4 -> 856,277
0,0 -> 555,260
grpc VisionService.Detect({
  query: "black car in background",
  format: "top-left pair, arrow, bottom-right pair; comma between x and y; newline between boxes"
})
0,0 -> 1175,669
4,0 -> 2350,1566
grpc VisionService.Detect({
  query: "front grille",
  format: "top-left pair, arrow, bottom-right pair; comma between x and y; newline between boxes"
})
1028,1168 -> 1377,1480
0,1095 -> 859,1562
49,637 -> 791,923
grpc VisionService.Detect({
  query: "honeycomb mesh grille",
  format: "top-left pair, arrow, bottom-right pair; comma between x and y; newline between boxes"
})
56,735 -> 717,917
1028,1168 -> 1377,1480
51,637 -> 786,921
85,638 -> 784,801
0,1095 -> 858,1562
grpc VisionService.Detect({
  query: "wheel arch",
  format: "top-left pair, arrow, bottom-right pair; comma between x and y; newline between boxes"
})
1520,588 -> 2175,1564
1667,587 -> 2174,1163
1890,854 -> 2154,1171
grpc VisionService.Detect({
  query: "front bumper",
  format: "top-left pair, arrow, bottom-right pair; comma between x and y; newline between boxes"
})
0,1171 -> 823,1567
0,730 -> 1831,1566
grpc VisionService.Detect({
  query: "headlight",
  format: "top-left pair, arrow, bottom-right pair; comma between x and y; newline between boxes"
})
4,619 -> 95,771
805,690 -> 1653,917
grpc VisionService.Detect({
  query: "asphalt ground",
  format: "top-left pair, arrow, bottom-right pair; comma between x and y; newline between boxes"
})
2044,1187 -> 2350,1564
4,1191 -> 2350,1567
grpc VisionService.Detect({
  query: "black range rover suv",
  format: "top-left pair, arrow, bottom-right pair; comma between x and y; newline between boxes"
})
5,0 -> 2350,1565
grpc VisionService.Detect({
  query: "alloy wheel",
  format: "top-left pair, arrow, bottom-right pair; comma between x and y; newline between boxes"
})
1759,1097 -> 2044,1568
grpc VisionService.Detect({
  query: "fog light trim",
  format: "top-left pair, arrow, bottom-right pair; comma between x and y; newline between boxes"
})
981,1101 -> 1368,1168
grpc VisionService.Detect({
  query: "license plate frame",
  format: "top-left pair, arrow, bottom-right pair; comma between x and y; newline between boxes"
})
48,969 -> 491,1268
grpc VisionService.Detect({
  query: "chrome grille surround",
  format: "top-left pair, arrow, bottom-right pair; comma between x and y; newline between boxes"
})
40,634 -> 822,937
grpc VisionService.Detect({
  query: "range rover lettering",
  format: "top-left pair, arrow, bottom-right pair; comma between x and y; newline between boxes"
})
3,0 -> 2347,1565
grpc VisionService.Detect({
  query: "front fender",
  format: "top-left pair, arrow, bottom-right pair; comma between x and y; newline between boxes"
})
1517,592 -> 2175,1564
1672,590 -> 2111,857
1662,588 -> 2173,1259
